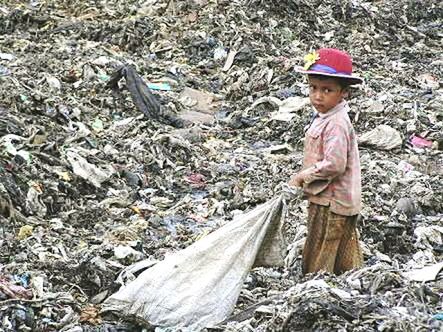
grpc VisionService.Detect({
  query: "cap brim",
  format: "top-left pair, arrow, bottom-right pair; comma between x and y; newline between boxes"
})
294,66 -> 364,85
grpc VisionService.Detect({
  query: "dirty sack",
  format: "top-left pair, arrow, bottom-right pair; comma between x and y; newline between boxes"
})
102,186 -> 299,331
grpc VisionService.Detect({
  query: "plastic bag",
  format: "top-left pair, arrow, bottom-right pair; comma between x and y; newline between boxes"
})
102,186 -> 299,331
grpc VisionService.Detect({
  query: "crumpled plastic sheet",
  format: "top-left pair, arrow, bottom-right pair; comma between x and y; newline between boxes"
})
358,125 -> 403,150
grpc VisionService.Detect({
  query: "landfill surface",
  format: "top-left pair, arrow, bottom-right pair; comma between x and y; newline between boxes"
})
0,0 -> 442,331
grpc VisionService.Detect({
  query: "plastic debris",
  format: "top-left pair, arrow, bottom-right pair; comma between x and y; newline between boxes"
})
222,50 -> 238,72
45,74 -> 62,90
409,134 -> 433,148
213,47 -> 228,61
17,225 -> 33,240
0,53 -> 14,61
178,87 -> 220,124
0,0 -> 442,331
91,118 -> 104,133
0,275 -> 33,300
66,150 -> 114,188
114,245 -> 144,262
403,262 -> 443,282
147,82 -> 172,91
107,65 -> 181,126
358,125 -> 403,150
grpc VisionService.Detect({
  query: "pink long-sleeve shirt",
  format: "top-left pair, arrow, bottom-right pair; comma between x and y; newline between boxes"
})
302,100 -> 361,216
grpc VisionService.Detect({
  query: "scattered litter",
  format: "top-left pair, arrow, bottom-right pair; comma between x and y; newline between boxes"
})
0,53 -> 14,61
403,262 -> 443,282
408,134 -> 433,148
358,125 -> 403,150
66,150 -> 114,188
147,82 -> 172,91
17,225 -> 33,240
0,0 -> 441,331
223,50 -> 238,72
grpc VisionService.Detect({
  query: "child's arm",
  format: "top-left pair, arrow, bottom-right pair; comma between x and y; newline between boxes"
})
290,124 -> 348,189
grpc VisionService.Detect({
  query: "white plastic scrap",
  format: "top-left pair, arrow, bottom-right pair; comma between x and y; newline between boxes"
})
66,150 -> 114,187
45,74 -> 62,90
1,135 -> 32,162
358,125 -> 402,150
222,49 -> 237,72
414,225 -> 443,247
403,262 -> 443,282
405,250 -> 437,270
213,47 -> 228,61
288,279 -> 352,300
250,96 -> 310,122
114,246 -> 144,261
26,183 -> 47,217
0,52 -> 14,61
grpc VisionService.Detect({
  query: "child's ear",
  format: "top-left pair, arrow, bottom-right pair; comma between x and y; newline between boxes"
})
341,88 -> 350,99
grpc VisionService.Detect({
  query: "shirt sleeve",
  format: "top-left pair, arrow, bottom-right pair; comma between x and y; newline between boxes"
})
305,123 -> 348,183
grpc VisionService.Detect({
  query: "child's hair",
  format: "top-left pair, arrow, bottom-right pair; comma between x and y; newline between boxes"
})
308,74 -> 351,90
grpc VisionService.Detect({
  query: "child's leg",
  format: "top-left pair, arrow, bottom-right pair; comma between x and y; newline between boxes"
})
302,203 -> 346,274
334,215 -> 363,274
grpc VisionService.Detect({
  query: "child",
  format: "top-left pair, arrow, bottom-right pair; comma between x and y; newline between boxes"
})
289,48 -> 363,275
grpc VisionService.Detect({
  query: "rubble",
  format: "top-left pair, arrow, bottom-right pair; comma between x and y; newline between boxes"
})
0,0 -> 442,331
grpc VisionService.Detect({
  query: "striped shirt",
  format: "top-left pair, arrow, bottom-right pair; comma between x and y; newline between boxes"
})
302,100 -> 361,216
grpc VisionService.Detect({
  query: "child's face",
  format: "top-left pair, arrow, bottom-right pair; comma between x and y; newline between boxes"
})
308,76 -> 348,113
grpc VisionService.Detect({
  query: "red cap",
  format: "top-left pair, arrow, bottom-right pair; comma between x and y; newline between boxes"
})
295,48 -> 363,85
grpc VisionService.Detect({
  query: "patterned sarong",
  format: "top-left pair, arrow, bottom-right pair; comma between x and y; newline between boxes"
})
302,203 -> 363,275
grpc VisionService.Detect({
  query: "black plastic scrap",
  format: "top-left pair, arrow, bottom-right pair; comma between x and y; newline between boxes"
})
107,65 -> 182,127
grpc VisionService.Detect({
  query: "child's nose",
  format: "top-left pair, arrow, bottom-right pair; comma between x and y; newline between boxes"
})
312,90 -> 323,100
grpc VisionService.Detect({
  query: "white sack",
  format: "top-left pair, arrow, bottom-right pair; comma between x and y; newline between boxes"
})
102,187 -> 298,331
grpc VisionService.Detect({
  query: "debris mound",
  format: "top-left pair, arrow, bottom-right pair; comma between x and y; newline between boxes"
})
0,0 -> 441,331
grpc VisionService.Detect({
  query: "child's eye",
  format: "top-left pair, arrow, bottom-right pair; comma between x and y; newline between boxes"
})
324,88 -> 331,94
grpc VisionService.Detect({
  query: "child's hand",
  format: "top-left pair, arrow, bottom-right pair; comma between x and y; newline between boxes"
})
288,173 -> 304,187
289,167 -> 316,187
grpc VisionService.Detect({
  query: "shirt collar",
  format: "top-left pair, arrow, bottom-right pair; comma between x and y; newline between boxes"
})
318,100 -> 348,118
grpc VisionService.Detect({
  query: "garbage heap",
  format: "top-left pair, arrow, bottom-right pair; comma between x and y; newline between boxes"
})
0,0 -> 442,331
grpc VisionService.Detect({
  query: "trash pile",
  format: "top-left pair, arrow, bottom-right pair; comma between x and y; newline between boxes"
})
0,0 -> 442,331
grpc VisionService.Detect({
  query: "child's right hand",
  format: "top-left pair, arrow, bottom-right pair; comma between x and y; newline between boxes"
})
289,167 -> 317,187
288,173 -> 304,187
